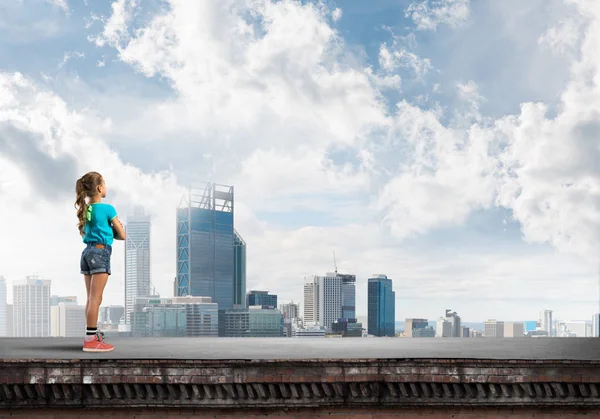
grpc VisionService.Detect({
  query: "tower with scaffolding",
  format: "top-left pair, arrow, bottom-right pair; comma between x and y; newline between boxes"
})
176,182 -> 246,314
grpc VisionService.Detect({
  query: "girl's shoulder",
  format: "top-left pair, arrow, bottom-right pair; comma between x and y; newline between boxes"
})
91,202 -> 117,216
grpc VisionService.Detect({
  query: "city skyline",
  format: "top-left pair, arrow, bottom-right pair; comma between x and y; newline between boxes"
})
1,0 -> 600,321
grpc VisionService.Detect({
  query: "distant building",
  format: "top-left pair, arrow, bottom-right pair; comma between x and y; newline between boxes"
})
405,318 -> 435,338
125,206 -> 152,325
331,319 -> 363,337
51,304 -> 86,337
279,302 -> 300,320
523,320 -> 537,333
504,322 -> 525,338
100,305 -> 125,325
0,276 -> 6,337
367,274 -> 395,337
292,325 -> 326,338
175,183 -> 245,313
484,320 -> 504,338
319,274 -> 343,332
6,304 -> 13,337
470,329 -> 483,338
339,274 -> 357,321
557,320 -> 589,337
539,310 -> 553,337
445,310 -> 461,337
303,278 -> 318,325
233,231 -> 247,309
593,314 -> 600,338
436,318 -> 452,337
527,330 -> 549,337
50,296 -> 77,306
223,306 -> 283,337
131,296 -> 218,337
304,273 -> 354,332
461,326 -> 470,337
13,276 -> 51,338
246,291 -> 277,309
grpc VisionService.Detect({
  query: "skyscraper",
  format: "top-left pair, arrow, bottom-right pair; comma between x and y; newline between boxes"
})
318,274 -> 343,332
367,274 -> 396,337
592,313 -> 599,338
445,310 -> 461,337
303,273 -> 355,332
234,231 -> 246,308
540,309 -> 553,336
13,276 -> 51,337
303,278 -> 318,325
340,274 -> 356,321
0,276 -> 7,337
125,206 -> 152,324
176,183 -> 245,312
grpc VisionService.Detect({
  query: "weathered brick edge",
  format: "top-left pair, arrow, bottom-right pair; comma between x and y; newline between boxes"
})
1,358 -> 600,408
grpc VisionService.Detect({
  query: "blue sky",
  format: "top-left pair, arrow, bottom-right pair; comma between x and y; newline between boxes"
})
0,0 -> 599,323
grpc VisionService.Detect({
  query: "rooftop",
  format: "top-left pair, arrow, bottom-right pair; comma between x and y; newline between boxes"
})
1,337 -> 600,360
2,338 -> 600,411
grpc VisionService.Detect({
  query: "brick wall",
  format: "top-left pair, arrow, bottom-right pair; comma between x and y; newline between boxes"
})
5,407 -> 600,418
1,358 -> 600,410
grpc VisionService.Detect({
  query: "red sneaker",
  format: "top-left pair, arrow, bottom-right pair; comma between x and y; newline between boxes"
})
83,332 -> 114,353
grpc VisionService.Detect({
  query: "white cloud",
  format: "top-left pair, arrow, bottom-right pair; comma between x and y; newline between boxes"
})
332,7 -> 342,22
406,0 -> 471,31
58,51 -> 85,69
47,0 -> 68,13
376,100 -> 498,238
379,43 -> 433,78
539,17 -> 583,54
92,0 -> 136,47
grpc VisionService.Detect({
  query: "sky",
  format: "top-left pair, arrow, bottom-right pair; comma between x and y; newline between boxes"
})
0,0 -> 599,322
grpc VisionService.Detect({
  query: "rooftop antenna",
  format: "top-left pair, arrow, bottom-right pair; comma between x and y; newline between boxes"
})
333,251 -> 338,274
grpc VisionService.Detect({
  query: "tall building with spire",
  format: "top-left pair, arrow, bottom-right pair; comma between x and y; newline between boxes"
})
125,206 -> 152,324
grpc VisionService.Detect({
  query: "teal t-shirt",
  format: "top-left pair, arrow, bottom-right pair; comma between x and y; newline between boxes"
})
82,203 -> 118,245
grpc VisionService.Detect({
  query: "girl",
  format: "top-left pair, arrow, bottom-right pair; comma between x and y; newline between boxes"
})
75,172 -> 126,352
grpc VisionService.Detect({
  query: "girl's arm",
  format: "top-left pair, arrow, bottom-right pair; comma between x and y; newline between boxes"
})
112,216 -> 127,240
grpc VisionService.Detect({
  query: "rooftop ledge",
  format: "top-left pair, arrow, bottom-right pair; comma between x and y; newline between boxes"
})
1,338 -> 600,410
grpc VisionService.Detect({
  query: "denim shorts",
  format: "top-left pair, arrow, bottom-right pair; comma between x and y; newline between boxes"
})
80,243 -> 112,275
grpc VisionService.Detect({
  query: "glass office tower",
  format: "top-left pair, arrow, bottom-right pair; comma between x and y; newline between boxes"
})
367,274 -> 395,337
339,274 -> 356,321
246,290 -> 277,308
234,231 -> 246,308
176,183 -> 245,313
125,206 -> 151,324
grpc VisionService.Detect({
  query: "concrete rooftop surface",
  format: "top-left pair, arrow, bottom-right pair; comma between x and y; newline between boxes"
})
1,337 -> 600,361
